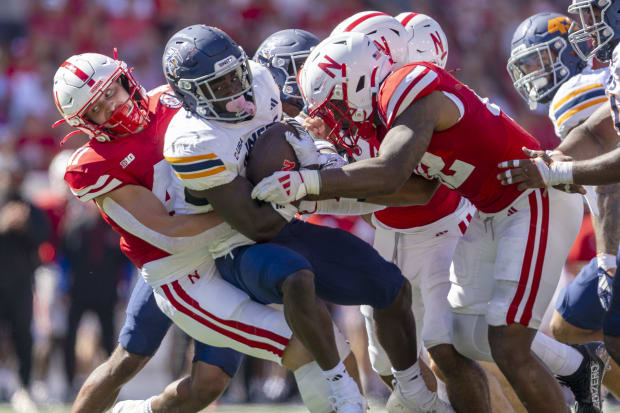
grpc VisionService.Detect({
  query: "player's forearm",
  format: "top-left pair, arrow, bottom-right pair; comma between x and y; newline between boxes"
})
223,202 -> 286,242
572,147 -> 620,185
365,176 -> 439,206
100,197 -> 229,254
593,185 -> 620,254
558,103 -> 618,159
559,125 -> 611,160
312,121 -> 424,200
195,178 -> 287,242
315,159 -> 409,200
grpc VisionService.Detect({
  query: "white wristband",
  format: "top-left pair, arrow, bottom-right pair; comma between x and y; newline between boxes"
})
271,202 -> 298,222
545,149 -> 565,157
597,253 -> 617,271
548,161 -> 574,185
300,169 -> 321,195
313,198 -> 385,215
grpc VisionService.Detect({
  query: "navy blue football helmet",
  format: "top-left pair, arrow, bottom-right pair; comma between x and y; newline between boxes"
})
163,25 -> 255,122
507,12 -> 587,106
253,29 -> 319,111
568,0 -> 620,62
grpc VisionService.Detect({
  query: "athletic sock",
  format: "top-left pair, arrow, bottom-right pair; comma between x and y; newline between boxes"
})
392,362 -> 437,408
144,396 -> 154,413
531,332 -> 584,376
322,360 -> 359,397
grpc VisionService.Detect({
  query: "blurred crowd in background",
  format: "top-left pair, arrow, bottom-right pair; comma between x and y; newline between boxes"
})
0,0 -> 598,410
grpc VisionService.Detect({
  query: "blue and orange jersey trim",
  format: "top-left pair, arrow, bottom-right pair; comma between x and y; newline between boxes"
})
610,94 -> 620,133
165,153 -> 226,179
553,83 -> 606,127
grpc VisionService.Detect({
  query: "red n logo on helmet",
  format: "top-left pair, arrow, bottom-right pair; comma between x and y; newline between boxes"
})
374,37 -> 394,65
430,31 -> 447,60
318,55 -> 347,78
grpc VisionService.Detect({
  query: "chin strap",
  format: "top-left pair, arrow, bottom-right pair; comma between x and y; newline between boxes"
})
53,118 -> 84,145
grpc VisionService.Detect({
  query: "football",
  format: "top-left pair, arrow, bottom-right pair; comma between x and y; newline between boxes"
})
246,121 -> 300,185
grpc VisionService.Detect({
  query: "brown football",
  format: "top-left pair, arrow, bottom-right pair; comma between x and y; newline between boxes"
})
246,121 -> 300,185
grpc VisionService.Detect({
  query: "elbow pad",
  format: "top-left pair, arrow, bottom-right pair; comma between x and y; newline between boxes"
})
101,197 -> 230,254
298,198 -> 385,216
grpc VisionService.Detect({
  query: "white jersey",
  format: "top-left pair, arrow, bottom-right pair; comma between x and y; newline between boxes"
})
549,67 -> 610,139
607,43 -> 620,134
164,61 -> 283,258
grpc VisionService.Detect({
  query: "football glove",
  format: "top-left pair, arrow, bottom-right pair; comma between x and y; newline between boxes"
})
251,169 -> 320,204
283,126 -> 320,168
597,267 -> 614,311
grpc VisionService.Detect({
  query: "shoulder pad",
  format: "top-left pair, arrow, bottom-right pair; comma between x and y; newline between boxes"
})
378,62 -> 440,128
64,146 -> 125,202
550,72 -> 607,138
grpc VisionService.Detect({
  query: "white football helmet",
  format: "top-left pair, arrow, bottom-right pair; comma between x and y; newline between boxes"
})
395,12 -> 449,68
331,11 -> 409,68
52,52 -> 148,143
299,31 -> 393,153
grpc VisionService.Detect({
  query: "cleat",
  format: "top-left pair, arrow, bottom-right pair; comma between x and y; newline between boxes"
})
328,377 -> 367,413
10,388 -> 38,413
386,382 -> 455,413
328,394 -> 367,413
557,342 -> 609,413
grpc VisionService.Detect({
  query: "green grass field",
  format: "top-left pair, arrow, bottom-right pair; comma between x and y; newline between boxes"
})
0,403 -> 383,413
2,403 -> 620,413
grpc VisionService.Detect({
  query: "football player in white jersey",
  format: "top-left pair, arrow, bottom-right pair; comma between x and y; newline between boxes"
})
54,51 -> 359,413
163,24 -> 453,413
507,11 -> 620,400
498,0 -> 620,373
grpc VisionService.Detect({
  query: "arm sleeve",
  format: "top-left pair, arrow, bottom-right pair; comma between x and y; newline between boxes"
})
378,63 -> 440,128
100,196 -> 232,254
298,198 -> 385,216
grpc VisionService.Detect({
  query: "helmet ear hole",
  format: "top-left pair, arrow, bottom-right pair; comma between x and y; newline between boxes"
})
356,76 -> 366,93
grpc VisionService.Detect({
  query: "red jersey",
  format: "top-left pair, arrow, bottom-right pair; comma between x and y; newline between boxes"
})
378,62 -> 541,213
64,85 -> 183,268
373,185 -> 461,229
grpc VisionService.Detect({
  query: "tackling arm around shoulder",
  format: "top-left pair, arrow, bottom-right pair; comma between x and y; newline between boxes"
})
95,184 -> 228,254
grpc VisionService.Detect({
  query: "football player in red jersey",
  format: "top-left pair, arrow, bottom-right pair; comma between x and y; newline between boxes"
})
252,32 -> 608,413
301,12 -> 494,413
54,52 -> 359,413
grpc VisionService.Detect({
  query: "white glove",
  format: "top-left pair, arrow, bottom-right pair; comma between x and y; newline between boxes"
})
284,127 -> 320,168
251,169 -> 321,203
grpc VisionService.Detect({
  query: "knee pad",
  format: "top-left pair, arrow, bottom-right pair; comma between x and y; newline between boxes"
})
361,305 -> 393,376
452,313 -> 493,363
294,361 -> 332,413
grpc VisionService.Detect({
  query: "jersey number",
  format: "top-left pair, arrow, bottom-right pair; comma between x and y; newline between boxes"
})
419,152 -> 475,189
